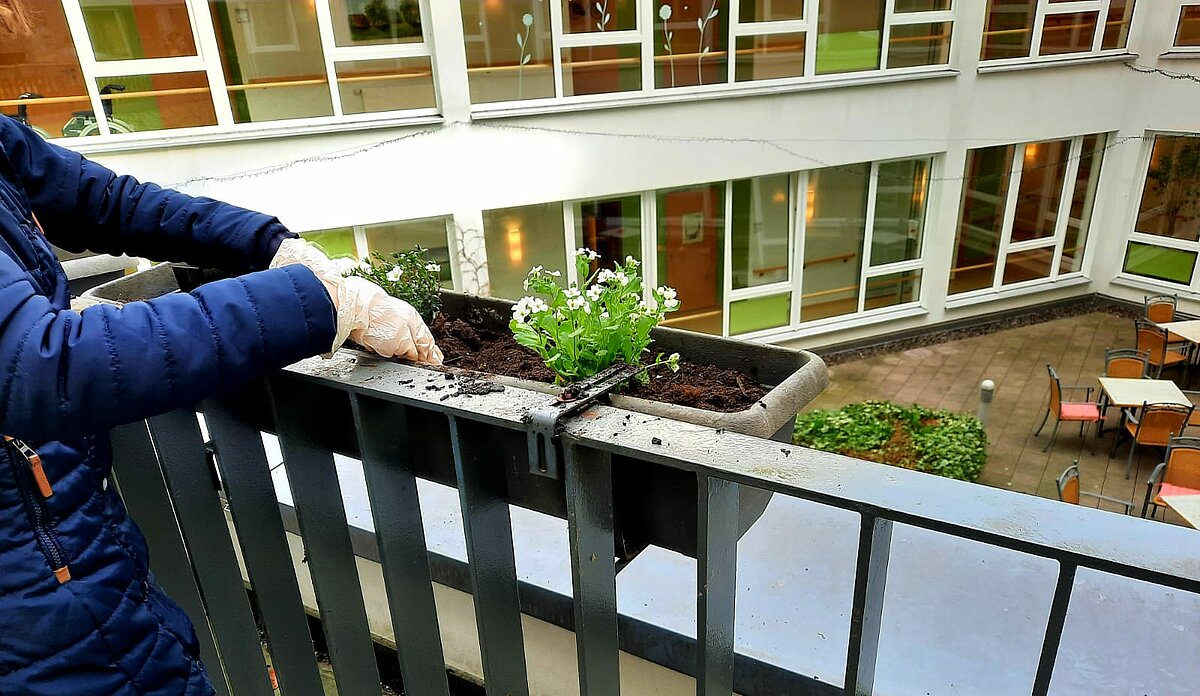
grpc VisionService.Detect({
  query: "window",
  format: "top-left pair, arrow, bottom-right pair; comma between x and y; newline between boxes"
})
0,0 -> 436,141
1122,134 -> 1200,287
460,0 -> 955,105
950,134 -> 1106,296
980,0 -> 1134,61
303,216 -> 456,286
1177,5 -> 1200,47
657,183 -> 727,334
482,202 -> 568,300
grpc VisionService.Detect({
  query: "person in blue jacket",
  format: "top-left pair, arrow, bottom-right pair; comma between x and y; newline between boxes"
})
0,6 -> 442,693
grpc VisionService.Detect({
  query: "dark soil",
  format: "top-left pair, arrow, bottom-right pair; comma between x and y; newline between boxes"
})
430,313 -> 767,412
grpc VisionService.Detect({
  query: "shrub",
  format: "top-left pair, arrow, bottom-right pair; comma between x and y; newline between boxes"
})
349,247 -> 442,324
793,400 -> 988,482
510,248 -> 680,383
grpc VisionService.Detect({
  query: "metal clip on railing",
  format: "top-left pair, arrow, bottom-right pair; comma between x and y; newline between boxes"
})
526,362 -> 642,479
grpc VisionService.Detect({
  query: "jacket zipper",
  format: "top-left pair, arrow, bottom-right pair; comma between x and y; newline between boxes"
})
3,438 -> 70,583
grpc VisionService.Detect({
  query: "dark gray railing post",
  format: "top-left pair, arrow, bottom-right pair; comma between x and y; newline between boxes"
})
447,414 -> 530,696
1031,562 -> 1077,695
350,395 -> 451,696
843,515 -> 893,696
109,421 -> 232,696
268,376 -> 383,695
145,410 -> 274,696
697,475 -> 740,696
202,395 -> 325,696
563,443 -> 620,696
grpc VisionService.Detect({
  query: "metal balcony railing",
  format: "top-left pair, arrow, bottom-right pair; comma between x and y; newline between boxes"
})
108,350 -> 1200,696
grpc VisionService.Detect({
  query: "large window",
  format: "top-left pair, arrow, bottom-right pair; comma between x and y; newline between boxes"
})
1,0 -> 436,140
950,135 -> 1106,296
303,216 -> 455,286
460,0 -> 955,105
1123,134 -> 1200,287
1178,5 -> 1200,47
479,159 -> 930,338
980,0 -> 1135,61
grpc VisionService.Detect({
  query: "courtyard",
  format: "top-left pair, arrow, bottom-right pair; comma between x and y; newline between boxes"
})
807,307 -> 1193,524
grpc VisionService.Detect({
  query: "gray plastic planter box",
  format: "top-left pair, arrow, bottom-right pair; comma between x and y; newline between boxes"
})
84,270 -> 829,559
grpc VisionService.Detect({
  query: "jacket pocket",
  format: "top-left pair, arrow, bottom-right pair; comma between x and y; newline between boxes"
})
3,440 -> 70,583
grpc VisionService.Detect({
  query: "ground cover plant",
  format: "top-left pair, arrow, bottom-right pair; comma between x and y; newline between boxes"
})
792,401 -> 987,482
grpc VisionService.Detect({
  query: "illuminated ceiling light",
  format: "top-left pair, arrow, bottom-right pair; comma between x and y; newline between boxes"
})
507,228 -> 524,264
1025,143 -> 1039,163
805,185 -> 816,222
772,189 -> 787,204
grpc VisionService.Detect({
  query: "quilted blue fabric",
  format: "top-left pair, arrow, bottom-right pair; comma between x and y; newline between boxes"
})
0,117 -> 337,694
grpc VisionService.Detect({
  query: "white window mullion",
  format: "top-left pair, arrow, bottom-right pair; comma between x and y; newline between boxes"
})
1093,0 -> 1109,51
641,191 -> 657,306
880,0 -> 897,73
643,0 -> 657,93
312,1 -> 345,118
722,181 -> 734,336
730,19 -> 808,36
549,0 -> 567,98
558,30 -> 642,47
730,282 -> 792,301
563,202 -> 579,286
327,43 -> 433,61
727,0 -> 741,84
188,0 -> 234,127
859,162 -> 881,313
994,145 -> 1027,288
59,0 -> 110,136
90,57 -> 207,77
888,10 -> 955,26
1031,0 -> 1050,57
804,0 -> 818,77
353,226 -> 369,260
792,171 -> 808,326
1048,137 -> 1084,279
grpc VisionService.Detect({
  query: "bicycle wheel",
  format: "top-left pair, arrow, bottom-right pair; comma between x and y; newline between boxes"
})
78,118 -> 134,137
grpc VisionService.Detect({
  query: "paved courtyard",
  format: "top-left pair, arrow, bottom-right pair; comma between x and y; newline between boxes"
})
806,310 -> 1194,524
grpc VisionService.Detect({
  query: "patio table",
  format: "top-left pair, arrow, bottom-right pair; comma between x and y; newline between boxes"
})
1096,377 -> 1190,436
1162,494 -> 1200,529
1158,319 -> 1200,344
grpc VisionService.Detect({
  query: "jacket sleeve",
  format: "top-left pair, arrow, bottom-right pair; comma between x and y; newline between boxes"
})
0,117 -> 291,273
0,253 -> 336,442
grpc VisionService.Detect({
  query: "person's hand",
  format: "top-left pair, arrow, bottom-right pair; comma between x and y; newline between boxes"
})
270,239 -> 442,364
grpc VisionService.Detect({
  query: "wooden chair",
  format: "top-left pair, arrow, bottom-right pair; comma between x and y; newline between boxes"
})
1134,319 -> 1189,379
1112,401 -> 1194,479
1034,364 -> 1101,452
1099,348 -> 1150,421
1144,293 -> 1177,323
1183,390 -> 1200,431
1057,461 -> 1134,514
1141,436 -> 1200,519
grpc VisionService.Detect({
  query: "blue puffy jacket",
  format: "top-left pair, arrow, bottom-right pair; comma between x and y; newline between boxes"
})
0,117 -> 337,694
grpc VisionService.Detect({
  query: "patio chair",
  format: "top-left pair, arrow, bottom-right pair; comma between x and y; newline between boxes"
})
1111,401 -> 1194,479
1034,364 -> 1101,452
1144,293 -> 1178,323
1140,436 -> 1200,519
1134,319 -> 1189,379
1099,348 -> 1150,420
1183,391 -> 1200,431
1057,461 -> 1134,514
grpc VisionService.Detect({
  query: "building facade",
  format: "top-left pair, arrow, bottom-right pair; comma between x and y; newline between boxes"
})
5,0 -> 1200,349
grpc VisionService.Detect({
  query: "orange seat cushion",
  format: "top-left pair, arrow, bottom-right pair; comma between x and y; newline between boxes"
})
1060,402 -> 1101,421
1154,350 -> 1189,367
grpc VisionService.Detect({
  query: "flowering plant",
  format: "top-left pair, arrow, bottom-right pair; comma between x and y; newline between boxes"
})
510,248 -> 681,384
348,247 -> 442,323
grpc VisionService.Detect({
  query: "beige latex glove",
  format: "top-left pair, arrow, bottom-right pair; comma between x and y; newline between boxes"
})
269,238 -> 443,365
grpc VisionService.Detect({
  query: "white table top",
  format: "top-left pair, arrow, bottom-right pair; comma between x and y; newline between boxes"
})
1158,319 -> 1200,344
1098,377 -> 1191,408
1162,494 -> 1200,529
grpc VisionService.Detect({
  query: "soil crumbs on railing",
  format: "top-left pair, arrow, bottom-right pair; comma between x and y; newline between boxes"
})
431,314 -> 767,412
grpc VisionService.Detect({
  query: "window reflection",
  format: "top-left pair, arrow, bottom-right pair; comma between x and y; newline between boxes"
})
484,202 -> 567,299
815,0 -> 884,75
573,196 -> 642,273
658,183 -> 726,334
461,0 -> 555,103
951,145 -> 1014,294
802,164 -> 870,320
331,0 -> 424,47
81,0 -> 197,61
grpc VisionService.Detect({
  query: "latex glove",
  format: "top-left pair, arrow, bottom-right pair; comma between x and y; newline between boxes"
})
270,239 -> 442,365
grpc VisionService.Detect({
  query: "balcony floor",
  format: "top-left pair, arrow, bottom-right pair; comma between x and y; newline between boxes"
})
808,309 -> 1192,523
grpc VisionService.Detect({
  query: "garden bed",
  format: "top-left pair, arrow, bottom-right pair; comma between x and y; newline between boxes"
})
793,401 -> 987,482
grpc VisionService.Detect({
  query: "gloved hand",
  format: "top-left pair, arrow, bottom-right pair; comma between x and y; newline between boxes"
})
269,238 -> 443,365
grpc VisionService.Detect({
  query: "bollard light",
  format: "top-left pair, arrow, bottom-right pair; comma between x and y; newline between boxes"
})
979,379 -> 996,425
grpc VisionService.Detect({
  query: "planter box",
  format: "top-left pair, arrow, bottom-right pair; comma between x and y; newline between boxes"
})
84,268 -> 829,559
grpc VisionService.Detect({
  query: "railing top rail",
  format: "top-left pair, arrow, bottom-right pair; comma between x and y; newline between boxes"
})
285,352 -> 1200,592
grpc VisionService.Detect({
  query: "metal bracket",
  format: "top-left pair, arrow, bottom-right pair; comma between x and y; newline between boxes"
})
526,363 -> 642,479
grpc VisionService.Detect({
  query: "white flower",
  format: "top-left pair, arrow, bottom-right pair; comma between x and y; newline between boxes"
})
614,272 -> 629,285
600,310 -> 610,319
566,296 -> 586,311
664,298 -> 679,309
425,263 -> 441,273
512,296 -> 549,323
529,265 -> 545,275
575,247 -> 600,260
564,287 -> 582,299
548,269 -> 562,277
586,285 -> 603,302
657,285 -> 677,300
596,269 -> 617,284
386,266 -> 403,282
625,255 -> 640,267
358,261 -> 372,273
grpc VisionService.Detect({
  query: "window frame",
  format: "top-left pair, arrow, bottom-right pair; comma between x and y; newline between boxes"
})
980,0 -> 1136,66
20,0 -> 439,143
948,133 -> 1105,303
1119,131 -> 1200,291
467,0 -> 956,113
301,215 -> 460,290
1173,3 -> 1200,50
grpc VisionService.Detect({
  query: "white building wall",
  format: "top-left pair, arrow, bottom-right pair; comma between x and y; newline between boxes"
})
39,0 -> 1200,347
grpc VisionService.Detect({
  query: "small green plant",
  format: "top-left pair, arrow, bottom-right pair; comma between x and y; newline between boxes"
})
348,247 -> 442,323
793,401 -> 988,482
510,248 -> 681,384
